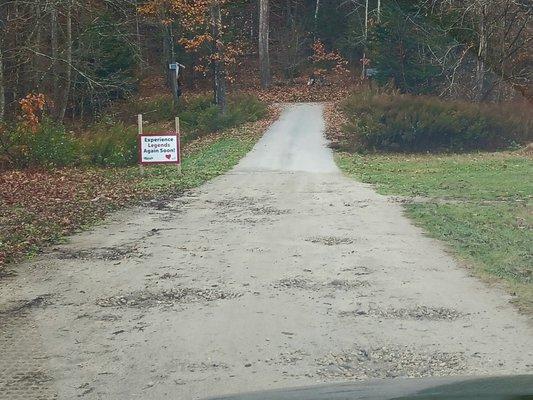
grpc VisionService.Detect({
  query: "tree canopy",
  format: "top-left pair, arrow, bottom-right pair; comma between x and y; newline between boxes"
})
0,0 -> 530,121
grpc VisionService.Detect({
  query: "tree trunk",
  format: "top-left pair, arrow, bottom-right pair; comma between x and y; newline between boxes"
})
313,0 -> 320,38
161,21 -> 169,72
50,5 -> 59,109
135,0 -> 143,73
475,3 -> 487,101
59,3 -> 72,121
259,0 -> 271,88
33,3 -> 43,89
361,0 -> 369,79
210,2 -> 227,113
167,23 -> 180,106
0,45 -> 4,121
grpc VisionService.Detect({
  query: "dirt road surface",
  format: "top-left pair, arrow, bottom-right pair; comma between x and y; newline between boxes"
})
1,103 -> 532,399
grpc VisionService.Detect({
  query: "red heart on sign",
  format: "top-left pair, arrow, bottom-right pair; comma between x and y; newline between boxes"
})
165,154 -> 172,160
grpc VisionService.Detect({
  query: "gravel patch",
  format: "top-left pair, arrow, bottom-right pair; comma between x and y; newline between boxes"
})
274,277 -> 369,291
273,277 -> 315,290
96,287 -> 242,308
306,236 -> 354,246
178,361 -> 229,372
53,244 -> 145,261
341,266 -> 373,276
316,346 -> 467,379
249,206 -> 290,215
340,305 -> 464,321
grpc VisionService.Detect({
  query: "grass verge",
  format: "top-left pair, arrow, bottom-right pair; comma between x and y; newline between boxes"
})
336,151 -> 533,313
0,108 -> 277,270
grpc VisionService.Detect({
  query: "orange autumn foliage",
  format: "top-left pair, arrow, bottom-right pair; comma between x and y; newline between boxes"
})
19,93 -> 46,132
309,40 -> 349,76
138,0 -> 243,79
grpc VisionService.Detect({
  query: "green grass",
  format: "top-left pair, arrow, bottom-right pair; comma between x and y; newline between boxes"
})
337,152 -> 533,201
131,136 -> 257,193
337,151 -> 533,313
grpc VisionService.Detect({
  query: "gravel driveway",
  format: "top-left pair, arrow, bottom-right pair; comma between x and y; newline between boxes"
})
1,103 -> 532,399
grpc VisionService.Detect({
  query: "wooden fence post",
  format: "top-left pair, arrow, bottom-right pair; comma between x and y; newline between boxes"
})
175,116 -> 182,174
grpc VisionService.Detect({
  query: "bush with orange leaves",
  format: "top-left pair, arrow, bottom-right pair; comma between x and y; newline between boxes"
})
309,40 -> 349,78
19,93 -> 46,132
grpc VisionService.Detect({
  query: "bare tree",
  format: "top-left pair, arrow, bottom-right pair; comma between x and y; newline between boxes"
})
259,0 -> 271,88
58,1 -> 72,121
210,1 -> 227,113
0,45 -> 4,121
50,3 -> 59,103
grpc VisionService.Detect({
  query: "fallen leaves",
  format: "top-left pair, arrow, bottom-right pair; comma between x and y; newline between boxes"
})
323,101 -> 349,149
0,105 -> 281,270
248,74 -> 360,104
0,168 -> 142,267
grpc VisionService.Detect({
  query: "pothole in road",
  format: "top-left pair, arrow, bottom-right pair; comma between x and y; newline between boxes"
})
148,199 -> 183,213
53,244 -> 145,261
0,269 -> 17,280
0,295 -> 51,315
211,197 -> 268,211
306,236 -> 354,246
339,305 -> 464,321
316,346 -> 466,380
96,287 -> 242,308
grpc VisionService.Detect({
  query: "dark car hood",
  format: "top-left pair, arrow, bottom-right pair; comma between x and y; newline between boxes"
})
204,375 -> 533,400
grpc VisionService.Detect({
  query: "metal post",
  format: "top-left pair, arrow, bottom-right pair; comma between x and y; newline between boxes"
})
138,114 -> 144,175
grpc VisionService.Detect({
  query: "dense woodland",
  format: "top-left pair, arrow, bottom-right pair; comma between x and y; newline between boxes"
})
0,0 -> 531,123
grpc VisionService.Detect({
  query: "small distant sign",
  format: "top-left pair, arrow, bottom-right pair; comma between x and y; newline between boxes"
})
169,63 -> 178,70
139,133 -> 180,165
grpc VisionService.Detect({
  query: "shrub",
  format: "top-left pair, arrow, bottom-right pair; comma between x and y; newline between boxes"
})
340,91 -> 533,153
0,93 -> 267,170
79,121 -> 138,167
119,93 -> 267,140
227,94 -> 268,124
0,120 -> 77,168
179,94 -> 267,140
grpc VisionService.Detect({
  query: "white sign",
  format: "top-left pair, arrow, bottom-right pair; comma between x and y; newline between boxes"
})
139,134 -> 180,164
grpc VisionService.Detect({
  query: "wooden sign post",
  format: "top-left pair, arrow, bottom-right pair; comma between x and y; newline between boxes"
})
175,117 -> 182,174
138,114 -> 144,175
